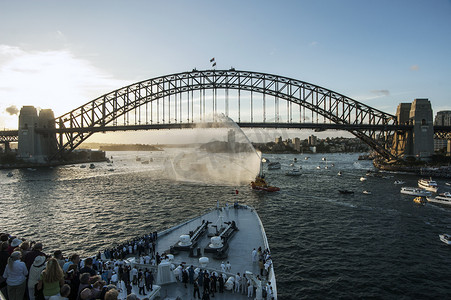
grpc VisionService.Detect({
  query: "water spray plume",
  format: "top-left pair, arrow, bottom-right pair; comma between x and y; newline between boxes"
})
160,114 -> 261,185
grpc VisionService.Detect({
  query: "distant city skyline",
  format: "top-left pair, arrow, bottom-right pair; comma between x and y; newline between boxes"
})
1,0 -> 450,144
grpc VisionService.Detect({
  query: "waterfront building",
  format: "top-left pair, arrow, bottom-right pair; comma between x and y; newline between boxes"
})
434,110 -> 451,126
308,135 -> 317,146
433,110 -> 451,154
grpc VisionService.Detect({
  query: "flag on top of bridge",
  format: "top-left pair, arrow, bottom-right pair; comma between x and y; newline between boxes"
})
210,57 -> 215,63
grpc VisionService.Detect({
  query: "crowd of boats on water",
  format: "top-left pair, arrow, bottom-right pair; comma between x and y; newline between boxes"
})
254,156 -> 451,246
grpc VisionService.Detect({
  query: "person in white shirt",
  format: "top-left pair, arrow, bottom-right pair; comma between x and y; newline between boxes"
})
3,251 -> 28,300
234,273 -> 241,293
252,248 -> 258,263
225,261 -> 231,272
110,272 -> 118,289
247,278 -> 253,298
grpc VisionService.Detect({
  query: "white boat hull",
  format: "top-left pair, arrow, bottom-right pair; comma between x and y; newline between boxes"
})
439,234 -> 451,245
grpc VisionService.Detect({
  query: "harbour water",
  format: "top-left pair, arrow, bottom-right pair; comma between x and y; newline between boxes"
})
1,151 -> 451,299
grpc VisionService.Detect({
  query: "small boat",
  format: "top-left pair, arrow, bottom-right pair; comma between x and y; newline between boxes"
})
362,190 -> 371,195
80,165 -> 86,168
339,190 -> 354,194
316,166 -> 321,170
394,180 -> 405,185
439,233 -> 451,245
251,176 -> 280,192
400,187 -> 432,197
418,178 -> 438,193
7,172 -> 13,177
413,196 -> 426,205
446,182 -> 451,186
261,158 -> 268,163
285,169 -> 301,176
89,163 -> 95,169
360,177 -> 367,182
426,192 -> 451,205
337,171 -> 343,176
304,156 -> 310,160
293,158 -> 297,162
322,157 -> 327,161
267,162 -> 281,170
108,168 -> 115,172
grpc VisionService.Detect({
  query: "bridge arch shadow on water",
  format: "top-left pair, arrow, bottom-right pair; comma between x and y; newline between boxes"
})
48,69 -> 403,160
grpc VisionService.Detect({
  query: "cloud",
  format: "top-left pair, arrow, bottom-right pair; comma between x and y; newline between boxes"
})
370,89 -> 390,97
309,41 -> 318,47
410,65 -> 419,71
5,105 -> 19,115
0,44 -> 130,128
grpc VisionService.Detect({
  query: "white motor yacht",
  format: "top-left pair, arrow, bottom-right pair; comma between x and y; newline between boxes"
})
360,177 -> 367,182
426,192 -> 451,205
439,233 -> 451,245
267,162 -> 281,170
285,169 -> 301,176
400,187 -> 432,197
418,178 -> 438,193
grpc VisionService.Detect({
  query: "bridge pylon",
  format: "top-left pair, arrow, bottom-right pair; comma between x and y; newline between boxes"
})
18,106 -> 57,163
392,98 -> 434,160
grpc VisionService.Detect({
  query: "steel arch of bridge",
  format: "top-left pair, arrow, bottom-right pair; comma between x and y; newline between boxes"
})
54,69 -> 398,159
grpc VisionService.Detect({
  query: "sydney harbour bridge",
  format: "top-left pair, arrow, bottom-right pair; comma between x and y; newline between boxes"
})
1,69 -> 450,163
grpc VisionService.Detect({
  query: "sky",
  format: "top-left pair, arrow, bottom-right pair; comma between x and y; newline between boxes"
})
0,0 -> 450,143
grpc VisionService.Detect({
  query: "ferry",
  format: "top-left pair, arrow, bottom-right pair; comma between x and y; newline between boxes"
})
400,187 -> 432,197
418,178 -> 438,193
127,204 -> 277,299
426,192 -> 451,206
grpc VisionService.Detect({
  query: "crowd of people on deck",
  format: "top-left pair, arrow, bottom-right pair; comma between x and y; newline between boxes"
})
1,231 -> 274,300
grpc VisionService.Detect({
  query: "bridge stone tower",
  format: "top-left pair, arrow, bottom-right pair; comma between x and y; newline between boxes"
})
393,98 -> 434,160
18,106 -> 57,163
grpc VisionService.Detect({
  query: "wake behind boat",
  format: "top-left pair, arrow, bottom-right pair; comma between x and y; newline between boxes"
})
127,204 -> 277,299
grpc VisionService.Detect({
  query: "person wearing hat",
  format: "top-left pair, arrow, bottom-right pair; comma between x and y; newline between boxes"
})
2,251 -> 28,300
28,255 -> 47,300
24,243 -> 46,271
8,238 -> 22,255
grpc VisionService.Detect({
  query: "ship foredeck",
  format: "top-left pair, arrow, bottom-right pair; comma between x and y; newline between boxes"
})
127,204 -> 276,300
